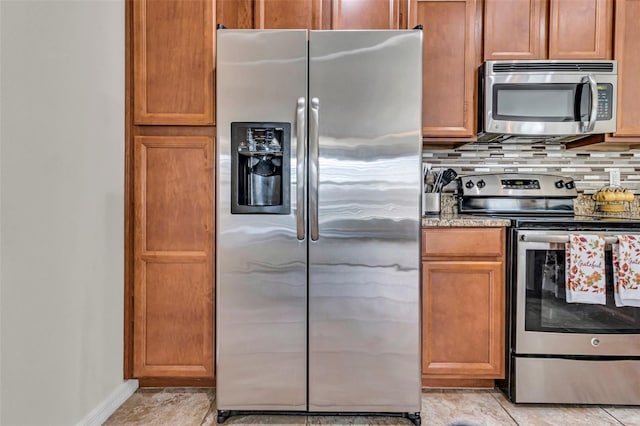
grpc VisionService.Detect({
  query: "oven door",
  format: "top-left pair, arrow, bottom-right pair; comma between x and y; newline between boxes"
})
515,230 -> 640,356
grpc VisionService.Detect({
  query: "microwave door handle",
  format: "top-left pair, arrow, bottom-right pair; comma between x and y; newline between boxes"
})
580,75 -> 598,132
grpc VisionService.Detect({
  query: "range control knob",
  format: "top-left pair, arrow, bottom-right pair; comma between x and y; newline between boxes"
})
554,180 -> 565,189
565,181 -> 575,190
477,179 -> 486,189
465,180 -> 474,189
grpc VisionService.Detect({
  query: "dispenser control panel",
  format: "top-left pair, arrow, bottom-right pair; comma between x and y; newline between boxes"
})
230,122 -> 291,214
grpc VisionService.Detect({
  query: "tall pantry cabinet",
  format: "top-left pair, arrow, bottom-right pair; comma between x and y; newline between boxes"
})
128,0 -> 215,383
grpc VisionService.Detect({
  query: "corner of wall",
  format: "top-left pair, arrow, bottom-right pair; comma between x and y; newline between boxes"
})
76,380 -> 138,426
0,0 -> 4,421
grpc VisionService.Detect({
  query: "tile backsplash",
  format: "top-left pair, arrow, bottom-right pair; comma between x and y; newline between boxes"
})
423,141 -> 640,194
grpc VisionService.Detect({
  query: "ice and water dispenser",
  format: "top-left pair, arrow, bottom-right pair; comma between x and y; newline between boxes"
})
231,122 -> 290,214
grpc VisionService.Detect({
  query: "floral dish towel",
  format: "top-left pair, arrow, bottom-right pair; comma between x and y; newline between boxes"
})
613,235 -> 640,308
565,234 -> 606,305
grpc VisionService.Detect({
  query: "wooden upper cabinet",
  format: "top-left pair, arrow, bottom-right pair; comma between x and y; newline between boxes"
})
331,0 -> 403,29
218,0 -> 404,30
217,0 -> 254,28
133,0 -> 214,125
484,0 -> 612,61
613,0 -> 640,137
548,0 -> 612,59
254,0 -> 324,29
484,0 -> 547,60
410,0 -> 480,139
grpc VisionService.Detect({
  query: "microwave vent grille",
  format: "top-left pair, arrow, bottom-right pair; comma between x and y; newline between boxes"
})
492,62 -> 614,73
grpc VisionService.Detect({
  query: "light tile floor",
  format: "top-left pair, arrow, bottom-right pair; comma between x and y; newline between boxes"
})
104,388 -> 640,426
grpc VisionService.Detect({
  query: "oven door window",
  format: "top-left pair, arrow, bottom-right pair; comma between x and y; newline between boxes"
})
524,248 -> 640,334
493,83 -> 587,122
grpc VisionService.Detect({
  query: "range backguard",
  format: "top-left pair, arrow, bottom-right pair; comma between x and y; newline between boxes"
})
230,122 -> 291,214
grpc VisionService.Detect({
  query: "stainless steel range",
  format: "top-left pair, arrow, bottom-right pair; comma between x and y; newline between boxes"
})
459,173 -> 640,405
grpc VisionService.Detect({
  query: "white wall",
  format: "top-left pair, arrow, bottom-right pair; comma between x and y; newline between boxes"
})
0,1 -> 125,424
0,0 -> 3,422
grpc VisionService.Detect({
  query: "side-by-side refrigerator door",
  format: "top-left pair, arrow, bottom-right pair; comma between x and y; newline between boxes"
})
216,29 -> 308,411
308,30 -> 423,413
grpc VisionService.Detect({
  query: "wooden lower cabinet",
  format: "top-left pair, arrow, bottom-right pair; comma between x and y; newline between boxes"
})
133,135 -> 214,379
421,227 -> 505,386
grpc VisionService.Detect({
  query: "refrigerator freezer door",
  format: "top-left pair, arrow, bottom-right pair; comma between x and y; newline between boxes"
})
308,31 -> 423,412
216,30 -> 308,411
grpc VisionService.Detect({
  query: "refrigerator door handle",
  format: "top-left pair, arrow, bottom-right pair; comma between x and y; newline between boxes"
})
309,97 -> 320,241
296,97 -> 306,241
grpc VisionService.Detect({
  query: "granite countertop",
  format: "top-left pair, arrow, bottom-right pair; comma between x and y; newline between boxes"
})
422,214 -> 511,227
422,193 -> 640,227
422,194 -> 511,227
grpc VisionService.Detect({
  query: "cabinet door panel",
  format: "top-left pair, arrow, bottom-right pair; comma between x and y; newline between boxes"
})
422,261 -> 505,378
133,0 -> 214,125
614,0 -> 640,137
133,136 -> 214,378
484,0 -> 546,60
422,228 -> 504,258
331,0 -> 401,29
255,0 -> 323,29
217,0 -> 254,28
548,0 -> 612,59
410,0 -> 478,138
143,144 -> 210,251
141,261 -> 211,369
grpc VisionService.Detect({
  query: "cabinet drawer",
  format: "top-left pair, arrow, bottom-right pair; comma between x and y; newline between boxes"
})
422,228 -> 504,258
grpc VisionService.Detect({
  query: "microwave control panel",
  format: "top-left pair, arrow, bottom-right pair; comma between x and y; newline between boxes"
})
596,84 -> 613,121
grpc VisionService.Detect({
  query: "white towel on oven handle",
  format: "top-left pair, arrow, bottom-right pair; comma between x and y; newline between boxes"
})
613,235 -> 640,308
565,234 -> 607,305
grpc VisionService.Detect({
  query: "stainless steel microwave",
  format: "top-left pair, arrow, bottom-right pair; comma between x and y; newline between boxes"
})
478,60 -> 617,142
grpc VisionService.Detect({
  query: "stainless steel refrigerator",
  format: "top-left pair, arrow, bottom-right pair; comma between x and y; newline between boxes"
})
216,29 -> 422,424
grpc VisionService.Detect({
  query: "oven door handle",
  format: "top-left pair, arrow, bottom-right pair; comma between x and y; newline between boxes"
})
520,234 -> 619,244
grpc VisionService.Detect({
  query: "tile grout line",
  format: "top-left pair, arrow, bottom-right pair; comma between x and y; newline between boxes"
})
600,406 -> 627,426
198,390 -> 216,426
488,390 -> 521,426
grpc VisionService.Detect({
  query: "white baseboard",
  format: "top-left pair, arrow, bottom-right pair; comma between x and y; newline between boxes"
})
77,379 -> 139,426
